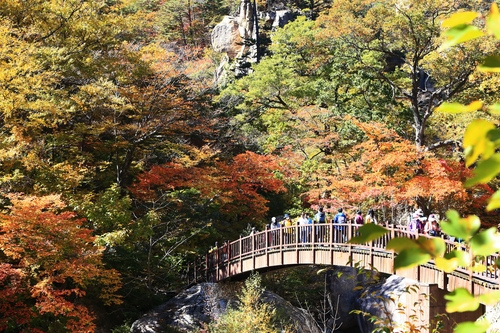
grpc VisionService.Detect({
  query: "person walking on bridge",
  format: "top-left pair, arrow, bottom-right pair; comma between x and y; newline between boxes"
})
315,207 -> 327,242
334,208 -> 347,243
365,208 -> 377,224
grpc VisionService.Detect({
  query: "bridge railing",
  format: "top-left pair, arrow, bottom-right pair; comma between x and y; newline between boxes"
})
187,221 -> 500,286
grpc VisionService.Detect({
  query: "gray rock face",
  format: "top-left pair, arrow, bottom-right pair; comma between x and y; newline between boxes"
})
130,284 -> 210,333
130,282 -> 321,333
211,0 -> 258,62
211,0 -> 297,81
480,301 -> 500,333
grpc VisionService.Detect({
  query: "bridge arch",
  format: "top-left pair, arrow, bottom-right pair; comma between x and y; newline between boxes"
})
186,222 -> 497,332
194,222 -> 499,297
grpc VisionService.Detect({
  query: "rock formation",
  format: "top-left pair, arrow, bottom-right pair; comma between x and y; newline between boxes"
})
130,282 -> 321,333
211,0 -> 296,82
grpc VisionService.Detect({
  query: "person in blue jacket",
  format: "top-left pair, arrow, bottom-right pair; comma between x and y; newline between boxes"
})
333,208 -> 347,243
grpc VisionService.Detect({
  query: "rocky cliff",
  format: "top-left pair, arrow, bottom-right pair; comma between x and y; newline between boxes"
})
211,0 -> 296,81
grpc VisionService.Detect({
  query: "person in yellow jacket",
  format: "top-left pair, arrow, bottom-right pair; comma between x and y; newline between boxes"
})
282,214 -> 293,244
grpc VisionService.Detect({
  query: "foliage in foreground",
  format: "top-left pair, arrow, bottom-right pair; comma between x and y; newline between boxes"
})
207,274 -> 287,333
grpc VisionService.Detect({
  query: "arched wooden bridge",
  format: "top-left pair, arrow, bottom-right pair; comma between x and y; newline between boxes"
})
190,222 -> 499,297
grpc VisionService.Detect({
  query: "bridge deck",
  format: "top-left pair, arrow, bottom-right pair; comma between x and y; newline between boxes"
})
190,222 -> 499,296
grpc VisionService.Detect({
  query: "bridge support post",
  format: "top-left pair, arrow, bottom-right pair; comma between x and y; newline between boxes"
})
239,235 -> 242,274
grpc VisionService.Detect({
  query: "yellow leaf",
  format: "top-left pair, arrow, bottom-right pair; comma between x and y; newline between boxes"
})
487,3 -> 500,39
442,12 -> 480,28
463,119 -> 496,167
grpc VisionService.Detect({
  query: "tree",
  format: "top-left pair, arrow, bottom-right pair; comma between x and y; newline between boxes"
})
0,194 -> 122,332
350,5 -> 500,333
130,151 -> 287,239
315,0 -> 491,151
308,118 -> 494,220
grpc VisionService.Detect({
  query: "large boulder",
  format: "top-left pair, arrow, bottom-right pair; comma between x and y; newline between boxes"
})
211,16 -> 244,59
130,282 -> 321,333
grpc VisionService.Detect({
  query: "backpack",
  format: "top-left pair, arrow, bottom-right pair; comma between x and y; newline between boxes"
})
355,215 -> 363,224
336,214 -> 346,224
317,212 -> 326,223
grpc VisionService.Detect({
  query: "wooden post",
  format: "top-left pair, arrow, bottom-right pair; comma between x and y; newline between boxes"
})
391,224 -> 395,274
215,242 -> 219,282
296,223 -> 299,264
348,221 -> 352,263
239,235 -> 243,274
266,226 -> 269,268
227,241 -> 231,279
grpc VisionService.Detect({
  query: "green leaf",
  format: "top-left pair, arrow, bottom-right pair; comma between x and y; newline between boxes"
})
394,249 -> 431,270
463,119 -> 496,167
441,24 -> 484,49
470,227 -> 500,256
444,288 -> 480,312
416,237 -> 446,257
478,56 -> 500,73
465,154 -> 500,187
454,320 -> 490,333
387,237 -> 420,252
487,3 -> 500,39
435,256 -> 459,273
488,103 -> 500,115
487,190 -> 500,211
487,129 -> 500,143
348,224 -> 389,244
435,101 -> 482,113
478,291 -> 500,305
440,210 -> 480,241
445,249 -> 471,266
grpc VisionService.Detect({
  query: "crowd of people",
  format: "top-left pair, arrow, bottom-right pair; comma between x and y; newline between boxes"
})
268,207 -> 379,231
267,207 -> 442,238
407,208 -> 441,236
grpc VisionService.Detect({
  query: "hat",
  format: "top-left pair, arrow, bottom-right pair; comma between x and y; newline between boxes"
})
284,214 -> 290,219
415,209 -> 424,216
272,217 -> 276,223
429,214 -> 436,222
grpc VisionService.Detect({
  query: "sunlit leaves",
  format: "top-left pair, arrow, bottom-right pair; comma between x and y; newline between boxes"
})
462,119 -> 496,167
387,236 -> 446,270
394,249 -> 432,270
477,56 -> 500,73
440,210 -> 480,242
442,12 -> 480,28
486,190 -> 500,211
348,224 -> 389,244
441,24 -> 484,49
436,250 -> 470,273
445,288 -> 480,312
454,320 -> 490,333
470,227 -> 500,256
435,101 -> 483,114
486,3 -> 500,39
465,154 -> 500,186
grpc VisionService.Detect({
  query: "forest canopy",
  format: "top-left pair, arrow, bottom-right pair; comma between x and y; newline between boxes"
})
0,0 -> 499,331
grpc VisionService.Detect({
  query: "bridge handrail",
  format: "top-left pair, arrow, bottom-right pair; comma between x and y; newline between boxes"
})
187,221 -> 500,287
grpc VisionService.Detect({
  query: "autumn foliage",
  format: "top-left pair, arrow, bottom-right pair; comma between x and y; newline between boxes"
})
309,119 -> 489,215
131,151 -> 286,222
0,194 -> 122,332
